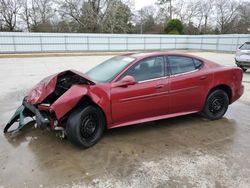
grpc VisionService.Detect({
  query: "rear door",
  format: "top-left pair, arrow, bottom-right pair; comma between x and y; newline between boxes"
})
167,55 -> 211,114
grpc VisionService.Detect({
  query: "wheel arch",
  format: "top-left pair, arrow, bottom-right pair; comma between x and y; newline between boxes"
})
207,84 -> 232,103
61,95 -> 108,129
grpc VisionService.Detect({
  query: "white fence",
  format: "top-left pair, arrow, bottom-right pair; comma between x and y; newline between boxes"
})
0,32 -> 250,53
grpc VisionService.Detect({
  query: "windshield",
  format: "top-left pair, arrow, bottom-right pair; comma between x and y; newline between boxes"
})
85,56 -> 136,83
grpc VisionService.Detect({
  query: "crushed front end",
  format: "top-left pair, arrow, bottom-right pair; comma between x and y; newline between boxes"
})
4,98 -> 51,133
4,70 -> 94,134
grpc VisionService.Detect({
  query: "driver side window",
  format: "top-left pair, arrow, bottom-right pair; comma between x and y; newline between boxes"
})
121,56 -> 165,82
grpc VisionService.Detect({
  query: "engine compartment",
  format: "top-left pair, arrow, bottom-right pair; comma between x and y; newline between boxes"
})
43,71 -> 92,104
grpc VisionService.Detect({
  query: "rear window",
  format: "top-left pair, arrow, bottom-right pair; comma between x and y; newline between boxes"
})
240,43 -> 250,50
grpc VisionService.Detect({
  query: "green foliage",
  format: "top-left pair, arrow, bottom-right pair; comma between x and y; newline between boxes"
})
164,19 -> 184,34
167,29 -> 179,34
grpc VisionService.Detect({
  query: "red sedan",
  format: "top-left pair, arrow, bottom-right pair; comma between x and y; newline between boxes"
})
4,52 -> 244,148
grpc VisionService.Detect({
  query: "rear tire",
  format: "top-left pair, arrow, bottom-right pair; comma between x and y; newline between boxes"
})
201,89 -> 229,120
66,105 -> 105,148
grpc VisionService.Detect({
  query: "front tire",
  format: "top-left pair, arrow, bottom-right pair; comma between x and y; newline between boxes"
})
202,89 -> 229,120
66,105 -> 105,148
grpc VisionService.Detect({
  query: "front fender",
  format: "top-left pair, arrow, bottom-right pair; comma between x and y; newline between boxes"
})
51,84 -> 112,127
51,85 -> 89,119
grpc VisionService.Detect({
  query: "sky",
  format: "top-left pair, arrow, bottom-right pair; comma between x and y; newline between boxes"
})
134,0 -> 156,10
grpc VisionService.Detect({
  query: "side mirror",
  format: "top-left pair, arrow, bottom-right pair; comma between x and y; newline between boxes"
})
112,75 -> 136,87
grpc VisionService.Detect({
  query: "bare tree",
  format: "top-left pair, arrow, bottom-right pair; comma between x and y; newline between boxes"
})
157,0 -> 173,19
195,0 -> 215,33
20,0 -> 54,32
0,0 -> 22,31
20,0 -> 31,31
58,0 -> 129,33
56,0 -> 83,27
215,0 -> 238,34
57,0 -> 105,32
136,6 -> 159,34
0,0 -> 247,34
82,0 -> 107,32
236,1 -> 250,33
103,0 -> 132,33
35,0 -> 54,24
173,0 -> 199,24
0,11 -> 4,30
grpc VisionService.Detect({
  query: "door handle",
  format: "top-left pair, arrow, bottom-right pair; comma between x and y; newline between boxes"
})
155,84 -> 165,89
199,76 -> 207,80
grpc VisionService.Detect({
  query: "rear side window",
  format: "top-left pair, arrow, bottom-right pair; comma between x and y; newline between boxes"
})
168,56 -> 196,75
194,59 -> 203,69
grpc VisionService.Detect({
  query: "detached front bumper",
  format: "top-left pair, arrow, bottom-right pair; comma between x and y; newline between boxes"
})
4,98 -> 52,133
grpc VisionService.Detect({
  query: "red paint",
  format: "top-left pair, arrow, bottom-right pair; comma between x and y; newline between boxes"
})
25,52 -> 244,130
51,85 -> 89,119
26,70 -> 94,104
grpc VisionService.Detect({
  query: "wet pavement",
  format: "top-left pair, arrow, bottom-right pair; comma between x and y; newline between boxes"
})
0,52 -> 250,187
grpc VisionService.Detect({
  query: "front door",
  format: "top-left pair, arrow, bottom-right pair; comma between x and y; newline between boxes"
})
110,56 -> 170,127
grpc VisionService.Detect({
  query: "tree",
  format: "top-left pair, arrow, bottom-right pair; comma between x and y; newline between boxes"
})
20,0 -> 30,31
184,22 -> 199,35
57,0 -> 133,33
173,0 -> 199,25
103,0 -> 133,33
56,0 -> 84,32
236,2 -> 250,34
196,0 -> 215,34
57,0 -> 108,33
0,10 -> 4,30
0,0 -> 22,31
157,0 -> 173,20
164,19 -> 184,34
215,0 -> 238,34
20,0 -> 54,32
0,0 -> 248,34
135,6 -> 162,34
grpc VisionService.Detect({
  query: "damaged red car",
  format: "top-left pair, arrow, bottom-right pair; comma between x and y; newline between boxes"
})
4,52 -> 244,148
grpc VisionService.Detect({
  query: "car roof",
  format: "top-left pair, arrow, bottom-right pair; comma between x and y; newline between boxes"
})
123,51 -> 201,60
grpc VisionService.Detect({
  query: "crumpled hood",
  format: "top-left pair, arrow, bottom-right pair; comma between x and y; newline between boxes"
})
26,70 -> 94,105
